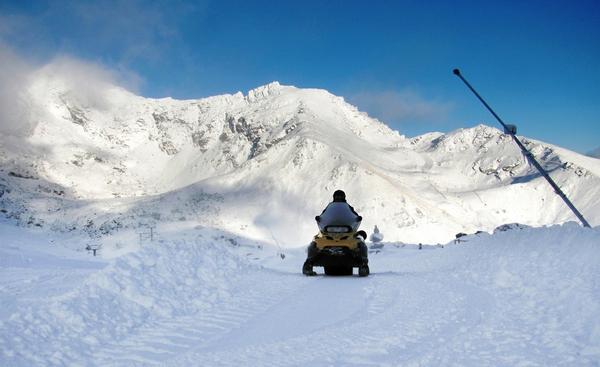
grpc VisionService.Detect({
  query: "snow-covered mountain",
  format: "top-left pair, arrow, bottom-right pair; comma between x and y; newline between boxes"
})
1,72 -> 599,245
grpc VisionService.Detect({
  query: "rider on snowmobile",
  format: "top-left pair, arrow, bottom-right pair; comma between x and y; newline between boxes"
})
303,190 -> 369,276
315,190 -> 361,229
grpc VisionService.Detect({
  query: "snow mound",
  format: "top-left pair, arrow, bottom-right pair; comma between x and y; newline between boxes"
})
0,230 -> 275,365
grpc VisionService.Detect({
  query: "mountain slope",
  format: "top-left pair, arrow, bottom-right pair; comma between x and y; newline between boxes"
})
1,75 -> 599,244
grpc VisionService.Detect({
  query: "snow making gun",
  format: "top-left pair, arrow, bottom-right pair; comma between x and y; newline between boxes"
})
453,68 -> 591,228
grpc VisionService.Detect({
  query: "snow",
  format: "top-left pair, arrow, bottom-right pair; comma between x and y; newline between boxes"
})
1,76 -> 600,365
1,219 -> 599,366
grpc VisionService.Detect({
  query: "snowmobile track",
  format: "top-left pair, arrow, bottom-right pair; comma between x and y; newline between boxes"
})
166,272 -> 494,366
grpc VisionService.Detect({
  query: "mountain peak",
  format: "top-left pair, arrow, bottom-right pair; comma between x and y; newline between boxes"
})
245,81 -> 287,102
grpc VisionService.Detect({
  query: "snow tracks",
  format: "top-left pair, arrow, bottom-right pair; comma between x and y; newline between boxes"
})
2,224 -> 600,366
0,235 -> 297,366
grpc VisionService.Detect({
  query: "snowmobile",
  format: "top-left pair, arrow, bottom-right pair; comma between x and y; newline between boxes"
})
302,191 -> 370,276
302,224 -> 370,277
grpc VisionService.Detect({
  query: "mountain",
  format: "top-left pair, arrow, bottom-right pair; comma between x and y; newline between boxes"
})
1,74 -> 599,245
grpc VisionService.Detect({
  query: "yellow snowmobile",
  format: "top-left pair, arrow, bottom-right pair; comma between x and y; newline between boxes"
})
302,225 -> 370,276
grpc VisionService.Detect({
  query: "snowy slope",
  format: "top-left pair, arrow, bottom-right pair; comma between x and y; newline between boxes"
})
1,72 -> 599,245
1,220 -> 599,366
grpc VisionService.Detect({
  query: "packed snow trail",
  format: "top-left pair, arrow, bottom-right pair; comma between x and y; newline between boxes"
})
1,223 -> 599,366
169,272 -> 495,366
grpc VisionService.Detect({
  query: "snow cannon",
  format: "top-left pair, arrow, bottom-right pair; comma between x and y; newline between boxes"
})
303,204 -> 369,277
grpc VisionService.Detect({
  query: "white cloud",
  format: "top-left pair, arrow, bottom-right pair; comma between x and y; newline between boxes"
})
35,55 -> 141,107
349,89 -> 453,125
0,43 -> 35,136
0,43 -> 141,137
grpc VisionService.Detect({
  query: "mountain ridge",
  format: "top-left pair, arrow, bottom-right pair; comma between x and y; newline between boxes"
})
1,79 -> 598,245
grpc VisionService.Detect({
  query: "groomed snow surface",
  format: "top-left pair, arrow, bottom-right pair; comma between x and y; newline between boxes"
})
1,220 -> 599,366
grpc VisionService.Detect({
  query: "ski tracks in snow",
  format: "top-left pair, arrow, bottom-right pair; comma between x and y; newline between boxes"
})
1,243 -> 497,366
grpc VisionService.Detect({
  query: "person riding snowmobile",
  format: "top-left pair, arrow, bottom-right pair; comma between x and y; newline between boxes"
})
303,190 -> 369,276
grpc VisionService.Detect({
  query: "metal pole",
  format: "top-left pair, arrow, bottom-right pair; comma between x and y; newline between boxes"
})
453,68 -> 591,228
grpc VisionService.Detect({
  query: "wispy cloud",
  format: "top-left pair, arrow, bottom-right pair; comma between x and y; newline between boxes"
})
0,1 -> 198,137
0,12 -> 28,37
587,146 -> 600,159
34,55 -> 142,106
348,89 -> 453,126
0,1 -> 204,66
0,42 -> 140,137
67,0 -> 189,64
0,42 -> 35,136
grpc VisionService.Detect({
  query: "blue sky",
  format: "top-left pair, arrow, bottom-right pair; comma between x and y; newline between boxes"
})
1,0 -> 598,153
